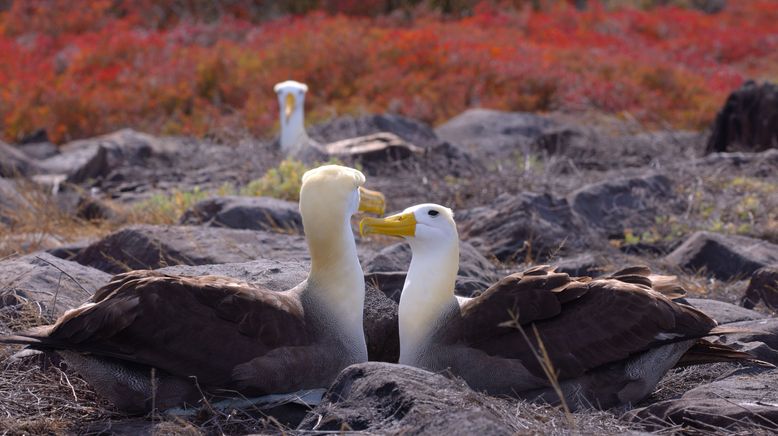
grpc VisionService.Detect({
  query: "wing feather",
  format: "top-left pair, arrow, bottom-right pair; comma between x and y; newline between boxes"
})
14,270 -> 310,388
456,266 -> 716,379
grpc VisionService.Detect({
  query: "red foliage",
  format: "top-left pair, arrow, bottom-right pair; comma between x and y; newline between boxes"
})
0,1 -> 776,143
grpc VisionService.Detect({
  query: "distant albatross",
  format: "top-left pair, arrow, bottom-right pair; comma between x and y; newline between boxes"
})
275,80 -> 312,157
360,204 -> 763,409
1,165 -> 385,413
274,80 -> 422,161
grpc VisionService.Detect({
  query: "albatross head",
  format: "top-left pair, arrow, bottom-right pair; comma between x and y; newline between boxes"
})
300,164 -> 384,274
359,203 -> 460,363
359,203 -> 457,249
274,80 -> 309,153
300,165 -> 384,224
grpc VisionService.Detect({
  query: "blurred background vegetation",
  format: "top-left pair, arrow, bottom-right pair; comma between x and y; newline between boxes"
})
0,0 -> 775,143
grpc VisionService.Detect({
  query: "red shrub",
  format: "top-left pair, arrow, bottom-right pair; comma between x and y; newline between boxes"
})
0,1 -> 776,142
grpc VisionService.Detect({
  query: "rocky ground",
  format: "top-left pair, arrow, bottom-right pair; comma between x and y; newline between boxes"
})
1,85 -> 777,434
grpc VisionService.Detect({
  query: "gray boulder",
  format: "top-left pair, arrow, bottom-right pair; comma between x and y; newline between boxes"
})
38,129 -> 155,183
553,253 -> 605,277
460,192 -> 588,262
155,258 -> 308,291
742,265 -> 778,310
685,298 -> 766,325
363,241 -> 499,300
362,284 -> 399,363
18,141 -> 59,160
0,177 -> 30,225
665,232 -> 778,280
297,362 -> 517,434
309,114 -> 439,149
708,317 -> 778,365
180,196 -> 302,233
569,174 -> 679,239
625,368 -> 778,432
706,80 -> 778,154
324,132 -> 424,169
0,141 -> 37,177
0,253 -> 109,316
0,233 -> 67,254
74,225 -> 309,274
532,129 -> 703,171
38,142 -> 108,184
435,109 -> 555,159
47,239 -> 96,261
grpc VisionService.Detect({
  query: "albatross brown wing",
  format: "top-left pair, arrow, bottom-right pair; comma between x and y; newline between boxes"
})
7,270 -> 318,392
456,266 -> 716,380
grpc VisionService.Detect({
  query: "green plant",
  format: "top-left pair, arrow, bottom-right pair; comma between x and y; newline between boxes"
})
240,159 -> 309,201
241,158 -> 343,201
131,186 -> 212,224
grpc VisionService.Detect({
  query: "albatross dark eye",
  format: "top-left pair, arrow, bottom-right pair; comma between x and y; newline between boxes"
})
428,210 -> 439,217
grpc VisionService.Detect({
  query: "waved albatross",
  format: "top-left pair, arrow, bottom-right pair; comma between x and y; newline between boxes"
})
0,165 -> 385,413
274,80 -> 422,161
360,203 -> 764,409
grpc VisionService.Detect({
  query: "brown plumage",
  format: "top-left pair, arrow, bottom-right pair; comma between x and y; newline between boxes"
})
361,204 -> 765,410
7,272 -> 330,387
3,272 -> 346,411
439,266 -> 765,409
1,165 -> 384,413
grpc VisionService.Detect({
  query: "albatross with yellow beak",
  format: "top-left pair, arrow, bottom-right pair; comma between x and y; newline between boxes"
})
275,80 -> 312,157
361,203 -> 762,409
273,80 -> 423,161
1,165 -> 385,413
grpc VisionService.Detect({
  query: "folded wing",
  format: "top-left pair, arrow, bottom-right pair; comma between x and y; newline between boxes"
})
457,266 -> 716,380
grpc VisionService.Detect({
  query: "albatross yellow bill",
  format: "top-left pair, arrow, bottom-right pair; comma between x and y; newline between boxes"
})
284,93 -> 296,122
359,211 -> 416,237
358,187 -> 386,215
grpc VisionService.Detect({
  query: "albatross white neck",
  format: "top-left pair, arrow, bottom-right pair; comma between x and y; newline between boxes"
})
279,96 -> 308,154
398,236 -> 459,364
305,210 -> 365,333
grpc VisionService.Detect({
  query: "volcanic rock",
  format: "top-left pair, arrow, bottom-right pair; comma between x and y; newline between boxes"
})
297,362 -> 516,434
38,129 -> 156,183
324,132 -> 424,168
741,265 -> 778,310
47,239 -> 95,261
0,252 -> 109,315
569,174 -> 679,239
553,253 -> 605,277
74,225 -> 309,274
532,129 -> 703,171
18,141 -> 59,160
665,232 -> 778,280
362,284 -> 400,363
39,143 -> 108,184
708,317 -> 778,365
435,108 -> 556,159
309,114 -> 439,149
180,196 -> 302,233
685,298 -> 766,325
0,177 -> 30,225
17,128 -> 50,145
460,192 -> 588,262
706,80 -> 778,154
625,368 -> 778,432
0,141 -> 37,178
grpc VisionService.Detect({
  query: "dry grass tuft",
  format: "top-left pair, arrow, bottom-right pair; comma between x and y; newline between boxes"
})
0,180 -> 119,258
0,302 -> 295,434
